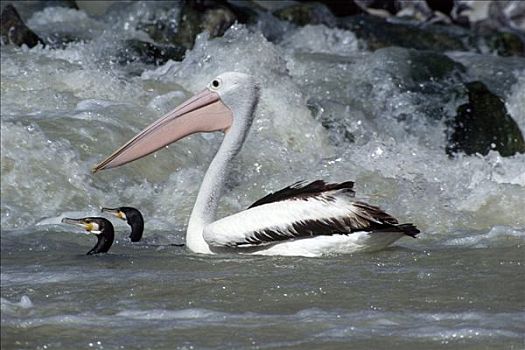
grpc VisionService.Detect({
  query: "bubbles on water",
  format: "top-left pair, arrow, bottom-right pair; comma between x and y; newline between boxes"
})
506,71 -> 525,132
280,25 -> 359,55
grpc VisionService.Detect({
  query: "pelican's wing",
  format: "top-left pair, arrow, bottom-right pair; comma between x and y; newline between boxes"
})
204,181 -> 419,248
248,180 -> 355,208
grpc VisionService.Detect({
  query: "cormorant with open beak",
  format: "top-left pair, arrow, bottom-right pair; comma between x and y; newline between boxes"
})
61,217 -> 114,255
101,207 -> 144,242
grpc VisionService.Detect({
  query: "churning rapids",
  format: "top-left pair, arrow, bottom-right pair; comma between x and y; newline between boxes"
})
1,2 -> 524,349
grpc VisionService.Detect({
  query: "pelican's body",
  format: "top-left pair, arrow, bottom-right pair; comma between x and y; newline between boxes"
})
94,72 -> 420,257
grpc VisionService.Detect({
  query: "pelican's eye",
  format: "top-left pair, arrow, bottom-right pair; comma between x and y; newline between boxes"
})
210,78 -> 221,90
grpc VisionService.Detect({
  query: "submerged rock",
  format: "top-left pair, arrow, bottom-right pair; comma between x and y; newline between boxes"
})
273,2 -> 337,27
338,14 -> 524,56
0,0 -> 78,21
374,47 -> 464,85
139,0 -> 237,51
339,14 -> 465,52
473,27 -> 524,57
369,47 -> 465,123
447,81 -> 525,157
355,0 -> 401,16
135,0 -> 239,62
202,6 -> 237,37
315,0 -> 362,17
119,39 -> 186,66
0,4 -> 43,47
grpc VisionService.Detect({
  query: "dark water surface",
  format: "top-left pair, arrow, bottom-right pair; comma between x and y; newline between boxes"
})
2,229 -> 523,349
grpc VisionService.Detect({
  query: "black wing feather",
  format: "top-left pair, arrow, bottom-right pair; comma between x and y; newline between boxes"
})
249,180 -> 355,208
227,180 -> 420,247
234,200 -> 420,247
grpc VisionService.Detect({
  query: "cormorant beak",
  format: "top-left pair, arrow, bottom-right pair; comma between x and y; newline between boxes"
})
61,218 -> 100,234
92,88 -> 233,173
101,207 -> 126,221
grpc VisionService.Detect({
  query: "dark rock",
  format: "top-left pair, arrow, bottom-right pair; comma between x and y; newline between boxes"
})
370,47 -> 465,123
381,47 -> 464,85
177,0 -> 235,45
136,8 -> 179,46
119,39 -> 186,66
475,27 -> 524,57
173,1 -> 203,49
338,14 -> 524,56
338,15 -> 466,51
314,0 -> 362,17
0,1 -> 78,21
425,0 -> 454,16
138,0 -> 237,52
186,0 -> 259,24
447,52 -> 525,98
41,0 -> 78,9
355,0 -> 400,15
0,4 -> 43,47
447,81 -> 525,157
273,2 -> 337,27
202,7 -> 236,37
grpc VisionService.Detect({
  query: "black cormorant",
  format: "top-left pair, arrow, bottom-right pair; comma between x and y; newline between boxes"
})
101,207 -> 144,242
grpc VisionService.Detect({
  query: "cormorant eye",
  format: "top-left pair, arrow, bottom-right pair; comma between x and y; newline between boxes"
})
211,79 -> 220,88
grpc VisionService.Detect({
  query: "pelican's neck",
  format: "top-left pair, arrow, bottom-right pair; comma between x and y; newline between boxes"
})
185,81 -> 258,254
186,131 -> 242,253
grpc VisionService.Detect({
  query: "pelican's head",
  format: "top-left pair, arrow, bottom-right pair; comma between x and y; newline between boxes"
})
93,72 -> 259,173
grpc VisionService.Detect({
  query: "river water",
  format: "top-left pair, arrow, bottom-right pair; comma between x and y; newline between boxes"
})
1,3 -> 524,349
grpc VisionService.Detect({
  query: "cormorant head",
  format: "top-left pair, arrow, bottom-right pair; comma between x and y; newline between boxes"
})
101,207 -> 144,242
61,217 -> 115,255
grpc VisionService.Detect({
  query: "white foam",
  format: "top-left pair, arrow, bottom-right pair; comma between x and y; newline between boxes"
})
1,14 -> 524,244
0,295 -> 33,314
280,25 -> 359,55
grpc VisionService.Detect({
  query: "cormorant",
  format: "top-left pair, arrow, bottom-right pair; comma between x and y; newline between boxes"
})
101,207 -> 144,242
61,217 -> 114,255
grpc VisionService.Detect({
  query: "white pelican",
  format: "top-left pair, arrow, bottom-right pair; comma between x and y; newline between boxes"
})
93,72 -> 420,256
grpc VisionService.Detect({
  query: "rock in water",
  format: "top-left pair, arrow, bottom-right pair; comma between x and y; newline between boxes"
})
202,7 -> 236,37
0,4 -> 43,47
447,81 -> 525,157
119,39 -> 186,66
338,14 -> 465,52
273,3 -> 337,27
147,2 -> 234,45
338,14 -> 524,56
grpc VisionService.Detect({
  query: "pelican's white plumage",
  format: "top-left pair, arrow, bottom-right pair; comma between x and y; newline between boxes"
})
94,72 -> 420,257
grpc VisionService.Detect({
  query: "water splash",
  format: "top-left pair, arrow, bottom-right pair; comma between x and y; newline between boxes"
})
1,10 -> 524,247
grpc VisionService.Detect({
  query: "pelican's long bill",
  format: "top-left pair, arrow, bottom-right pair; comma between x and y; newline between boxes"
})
92,89 -> 233,173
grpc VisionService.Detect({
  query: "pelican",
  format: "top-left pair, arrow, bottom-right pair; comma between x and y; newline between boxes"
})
93,72 -> 420,257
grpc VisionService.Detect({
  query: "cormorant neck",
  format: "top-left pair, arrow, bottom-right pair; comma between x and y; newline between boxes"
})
129,219 -> 144,242
87,228 -> 115,255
